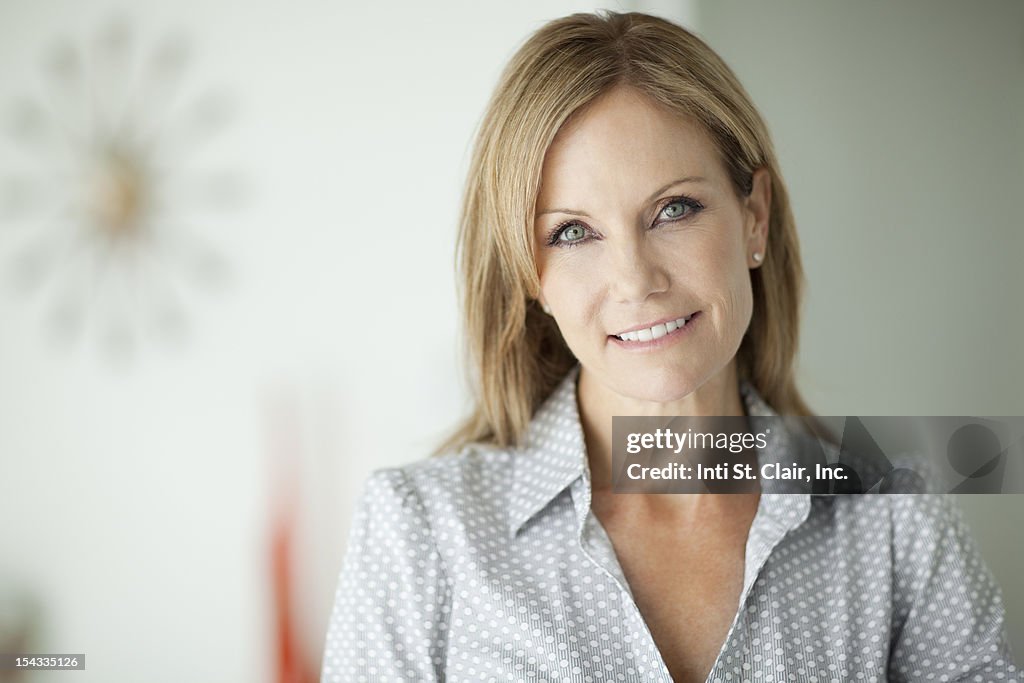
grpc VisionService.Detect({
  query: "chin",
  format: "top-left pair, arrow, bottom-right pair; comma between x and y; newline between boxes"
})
604,348 -> 732,401
614,367 -> 706,404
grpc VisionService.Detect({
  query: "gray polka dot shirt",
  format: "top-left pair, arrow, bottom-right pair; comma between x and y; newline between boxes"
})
321,366 -> 1020,682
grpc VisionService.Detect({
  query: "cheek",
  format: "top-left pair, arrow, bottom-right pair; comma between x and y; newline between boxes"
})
538,253 -> 605,337
539,251 -> 598,303
723,277 -> 753,325
714,260 -> 755,331
685,235 -> 752,323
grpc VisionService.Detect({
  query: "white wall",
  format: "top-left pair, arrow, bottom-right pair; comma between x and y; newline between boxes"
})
697,0 -> 1024,658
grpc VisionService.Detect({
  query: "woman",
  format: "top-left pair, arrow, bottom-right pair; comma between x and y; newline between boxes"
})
321,11 -> 1018,682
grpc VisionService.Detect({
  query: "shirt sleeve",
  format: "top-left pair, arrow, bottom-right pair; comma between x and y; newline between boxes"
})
888,492 -> 1020,681
320,468 -> 451,682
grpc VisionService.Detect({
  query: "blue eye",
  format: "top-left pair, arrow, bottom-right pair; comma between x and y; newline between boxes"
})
559,225 -> 587,243
544,196 -> 703,249
547,222 -> 589,248
659,198 -> 700,221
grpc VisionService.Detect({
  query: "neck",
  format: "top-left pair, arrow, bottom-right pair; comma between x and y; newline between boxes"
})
577,362 -> 747,493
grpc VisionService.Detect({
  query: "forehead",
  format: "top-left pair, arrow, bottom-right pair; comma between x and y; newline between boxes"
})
537,86 -> 723,208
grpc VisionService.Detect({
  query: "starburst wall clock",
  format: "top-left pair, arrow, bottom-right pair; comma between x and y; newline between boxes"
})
1,16 -> 243,359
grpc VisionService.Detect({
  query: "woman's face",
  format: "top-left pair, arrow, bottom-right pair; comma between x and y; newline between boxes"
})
533,85 -> 770,403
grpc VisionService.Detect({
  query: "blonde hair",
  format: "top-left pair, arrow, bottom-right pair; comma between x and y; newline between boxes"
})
436,10 -> 820,455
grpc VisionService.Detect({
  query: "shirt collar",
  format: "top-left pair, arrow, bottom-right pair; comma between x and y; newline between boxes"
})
507,365 -> 588,540
507,364 -> 813,539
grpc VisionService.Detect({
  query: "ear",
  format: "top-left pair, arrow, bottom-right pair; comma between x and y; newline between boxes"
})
744,167 -> 771,268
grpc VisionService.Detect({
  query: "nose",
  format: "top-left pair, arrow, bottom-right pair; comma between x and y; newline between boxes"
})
607,235 -> 670,304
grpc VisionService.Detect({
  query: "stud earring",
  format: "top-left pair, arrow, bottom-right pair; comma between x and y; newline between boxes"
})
752,252 -> 763,263
541,302 -> 551,314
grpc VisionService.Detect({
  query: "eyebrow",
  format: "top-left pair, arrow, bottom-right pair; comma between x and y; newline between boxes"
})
535,176 -> 708,218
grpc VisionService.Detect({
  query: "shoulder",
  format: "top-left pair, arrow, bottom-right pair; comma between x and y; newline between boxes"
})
883,450 -> 966,546
362,441 -> 515,492
810,459 -> 979,582
887,490 -> 975,571
801,450 -> 966,565
357,442 -> 519,536
812,453 -> 962,530
388,441 -> 516,501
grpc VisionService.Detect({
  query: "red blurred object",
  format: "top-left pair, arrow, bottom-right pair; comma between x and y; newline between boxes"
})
268,393 -> 318,683
271,501 -> 317,683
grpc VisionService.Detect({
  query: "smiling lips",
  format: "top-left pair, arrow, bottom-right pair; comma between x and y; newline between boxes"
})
612,312 -> 698,342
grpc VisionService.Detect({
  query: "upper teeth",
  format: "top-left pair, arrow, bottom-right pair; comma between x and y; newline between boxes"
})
616,315 -> 693,342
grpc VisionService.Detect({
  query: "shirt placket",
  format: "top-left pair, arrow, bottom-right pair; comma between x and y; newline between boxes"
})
569,475 -> 676,682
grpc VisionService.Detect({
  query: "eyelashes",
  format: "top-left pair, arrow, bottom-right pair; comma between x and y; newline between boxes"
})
544,196 -> 705,248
